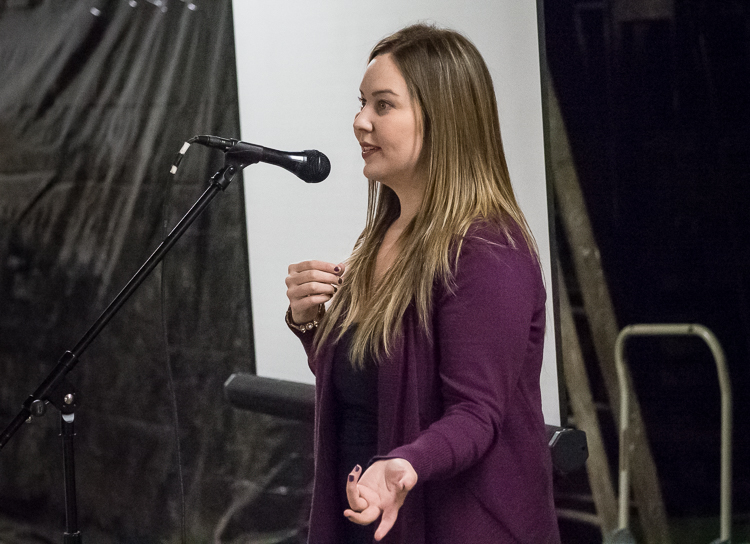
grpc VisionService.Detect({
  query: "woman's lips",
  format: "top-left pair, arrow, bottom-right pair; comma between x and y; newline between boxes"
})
360,144 -> 380,159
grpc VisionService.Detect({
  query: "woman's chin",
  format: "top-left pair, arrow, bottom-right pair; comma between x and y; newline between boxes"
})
363,166 -> 383,182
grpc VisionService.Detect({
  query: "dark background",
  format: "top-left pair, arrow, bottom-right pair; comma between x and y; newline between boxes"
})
547,0 -> 750,541
0,0 -> 748,542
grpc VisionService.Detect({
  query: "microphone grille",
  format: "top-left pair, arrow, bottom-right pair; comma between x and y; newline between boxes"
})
300,150 -> 331,183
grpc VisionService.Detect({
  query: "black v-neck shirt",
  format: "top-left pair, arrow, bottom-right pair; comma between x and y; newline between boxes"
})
331,326 -> 378,543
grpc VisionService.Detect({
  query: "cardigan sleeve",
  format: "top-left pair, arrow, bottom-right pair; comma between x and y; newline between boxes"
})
384,232 -> 545,481
286,314 -> 318,375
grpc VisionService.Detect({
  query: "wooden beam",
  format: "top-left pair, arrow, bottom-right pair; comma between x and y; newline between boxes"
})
546,74 -> 672,544
557,266 -> 619,535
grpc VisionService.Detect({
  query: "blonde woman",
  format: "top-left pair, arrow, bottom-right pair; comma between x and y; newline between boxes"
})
285,24 -> 559,544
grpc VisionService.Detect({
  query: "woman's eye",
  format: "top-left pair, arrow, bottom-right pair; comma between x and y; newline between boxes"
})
358,97 -> 366,110
377,100 -> 392,113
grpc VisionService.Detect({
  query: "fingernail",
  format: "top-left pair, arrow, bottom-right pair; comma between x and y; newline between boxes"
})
354,465 -> 361,472
334,266 -> 341,273
338,277 -> 343,285
333,286 -> 338,293
348,474 -> 354,482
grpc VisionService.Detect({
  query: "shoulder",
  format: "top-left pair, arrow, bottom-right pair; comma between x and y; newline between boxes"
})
457,220 -> 539,277
435,218 -> 545,309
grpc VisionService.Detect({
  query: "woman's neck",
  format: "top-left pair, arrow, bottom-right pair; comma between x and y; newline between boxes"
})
372,187 -> 421,284
389,173 -> 425,227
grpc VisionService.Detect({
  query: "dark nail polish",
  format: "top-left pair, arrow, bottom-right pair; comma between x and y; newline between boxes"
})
333,286 -> 338,293
338,277 -> 343,285
348,474 -> 354,482
334,266 -> 341,273
354,465 -> 361,472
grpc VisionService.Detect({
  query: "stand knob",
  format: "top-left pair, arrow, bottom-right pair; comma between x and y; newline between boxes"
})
30,399 -> 46,417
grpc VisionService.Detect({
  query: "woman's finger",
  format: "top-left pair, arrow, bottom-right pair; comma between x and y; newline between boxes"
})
288,260 -> 343,276
344,502 -> 381,525
345,465 -> 369,513
344,485 -> 381,524
285,268 -> 341,289
374,506 -> 400,541
286,281 -> 337,299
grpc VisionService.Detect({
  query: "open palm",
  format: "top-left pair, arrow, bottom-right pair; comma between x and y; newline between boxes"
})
344,458 -> 418,541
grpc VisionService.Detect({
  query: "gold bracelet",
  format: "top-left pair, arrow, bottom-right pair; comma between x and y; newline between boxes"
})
285,304 -> 324,333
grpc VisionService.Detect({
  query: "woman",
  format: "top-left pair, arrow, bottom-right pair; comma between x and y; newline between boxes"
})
285,23 -> 559,544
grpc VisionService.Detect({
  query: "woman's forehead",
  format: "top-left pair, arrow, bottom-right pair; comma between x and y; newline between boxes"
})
360,54 -> 408,95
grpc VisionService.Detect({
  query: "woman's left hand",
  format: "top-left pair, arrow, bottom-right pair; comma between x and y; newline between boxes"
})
344,458 -> 418,541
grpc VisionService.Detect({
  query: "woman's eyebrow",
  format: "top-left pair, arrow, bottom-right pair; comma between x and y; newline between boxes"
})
360,88 -> 399,97
372,89 -> 398,96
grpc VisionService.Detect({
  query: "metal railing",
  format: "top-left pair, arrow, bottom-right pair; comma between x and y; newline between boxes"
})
614,324 -> 733,544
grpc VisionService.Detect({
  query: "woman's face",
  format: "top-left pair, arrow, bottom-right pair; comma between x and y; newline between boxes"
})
353,53 -> 424,191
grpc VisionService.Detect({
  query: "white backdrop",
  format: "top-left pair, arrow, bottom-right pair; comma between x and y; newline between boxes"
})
232,0 -> 560,425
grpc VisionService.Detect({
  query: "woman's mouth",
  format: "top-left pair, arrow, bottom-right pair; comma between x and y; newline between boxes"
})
360,144 -> 380,159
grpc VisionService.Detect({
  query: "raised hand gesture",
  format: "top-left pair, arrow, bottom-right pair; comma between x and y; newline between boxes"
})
344,459 -> 418,541
285,260 -> 344,324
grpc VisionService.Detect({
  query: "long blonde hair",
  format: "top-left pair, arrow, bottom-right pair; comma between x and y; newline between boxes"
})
315,23 -> 538,366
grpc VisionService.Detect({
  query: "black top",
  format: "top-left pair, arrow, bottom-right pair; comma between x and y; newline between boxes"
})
331,326 -> 378,543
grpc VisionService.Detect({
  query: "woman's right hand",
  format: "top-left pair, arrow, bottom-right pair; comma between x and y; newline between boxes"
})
285,260 -> 345,324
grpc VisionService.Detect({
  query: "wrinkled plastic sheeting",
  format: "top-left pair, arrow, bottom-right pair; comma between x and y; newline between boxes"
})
0,1 -> 312,542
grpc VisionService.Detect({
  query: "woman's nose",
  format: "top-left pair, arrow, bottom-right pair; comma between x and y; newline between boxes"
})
353,108 -> 372,134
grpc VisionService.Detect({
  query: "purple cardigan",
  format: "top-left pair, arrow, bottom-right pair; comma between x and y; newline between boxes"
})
294,223 -> 560,544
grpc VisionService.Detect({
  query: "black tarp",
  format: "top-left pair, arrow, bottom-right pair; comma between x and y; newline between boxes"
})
0,1 -> 311,542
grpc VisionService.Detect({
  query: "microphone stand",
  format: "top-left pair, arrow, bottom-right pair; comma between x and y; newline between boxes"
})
0,159 -> 241,543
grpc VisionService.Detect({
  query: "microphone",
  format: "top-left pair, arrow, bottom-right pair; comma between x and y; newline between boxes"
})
191,135 -> 330,183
